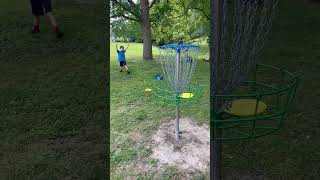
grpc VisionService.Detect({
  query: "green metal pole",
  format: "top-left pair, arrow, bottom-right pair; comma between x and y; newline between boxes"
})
175,49 -> 181,141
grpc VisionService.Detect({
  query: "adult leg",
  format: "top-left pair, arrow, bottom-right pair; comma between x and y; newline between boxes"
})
30,0 -> 42,33
47,12 -> 57,27
32,16 -> 40,33
33,16 -> 40,26
47,12 -> 63,38
44,0 -> 63,38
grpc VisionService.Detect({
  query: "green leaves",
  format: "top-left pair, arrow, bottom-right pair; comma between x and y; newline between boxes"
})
111,19 -> 142,42
111,0 -> 210,44
151,0 -> 210,43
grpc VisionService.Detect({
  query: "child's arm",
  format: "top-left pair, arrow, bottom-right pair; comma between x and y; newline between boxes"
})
116,44 -> 119,52
125,44 -> 129,50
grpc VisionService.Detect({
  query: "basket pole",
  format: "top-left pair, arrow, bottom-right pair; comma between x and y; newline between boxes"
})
175,48 -> 181,141
175,104 -> 180,140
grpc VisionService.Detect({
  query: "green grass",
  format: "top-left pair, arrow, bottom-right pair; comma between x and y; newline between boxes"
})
110,42 -> 210,178
1,0 -> 319,179
111,0 -> 320,179
0,0 -> 107,179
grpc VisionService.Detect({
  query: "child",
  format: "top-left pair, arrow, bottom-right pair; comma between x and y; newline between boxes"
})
116,44 -> 130,74
30,0 -> 63,38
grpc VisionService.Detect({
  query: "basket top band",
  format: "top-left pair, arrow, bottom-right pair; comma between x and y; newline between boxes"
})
159,44 -> 200,51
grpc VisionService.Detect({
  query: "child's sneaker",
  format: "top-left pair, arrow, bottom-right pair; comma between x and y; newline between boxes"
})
120,69 -> 123,72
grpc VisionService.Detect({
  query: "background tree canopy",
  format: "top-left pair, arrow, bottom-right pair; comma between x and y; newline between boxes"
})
151,0 -> 210,44
111,18 -> 142,42
111,0 -> 210,45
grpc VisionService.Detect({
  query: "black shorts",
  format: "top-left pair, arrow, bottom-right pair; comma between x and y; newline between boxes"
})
30,0 -> 52,16
119,61 -> 126,66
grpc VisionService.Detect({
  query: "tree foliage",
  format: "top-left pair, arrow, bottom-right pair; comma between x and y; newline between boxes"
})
151,0 -> 210,43
111,0 -> 210,44
111,18 -> 142,42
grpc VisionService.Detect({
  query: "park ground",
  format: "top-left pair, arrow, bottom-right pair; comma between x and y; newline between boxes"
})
0,0 -> 319,179
110,42 -> 210,178
110,0 -> 320,179
0,0 -> 107,179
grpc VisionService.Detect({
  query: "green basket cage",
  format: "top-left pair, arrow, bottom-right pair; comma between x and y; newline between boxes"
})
143,79 -> 205,107
211,64 -> 302,140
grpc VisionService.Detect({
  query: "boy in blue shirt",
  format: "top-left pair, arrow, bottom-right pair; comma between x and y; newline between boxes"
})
116,44 -> 130,74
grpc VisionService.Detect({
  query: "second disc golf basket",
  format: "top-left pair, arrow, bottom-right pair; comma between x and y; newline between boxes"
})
210,0 -> 302,179
151,44 -> 202,141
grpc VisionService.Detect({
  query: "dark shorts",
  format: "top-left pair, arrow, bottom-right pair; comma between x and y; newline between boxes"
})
119,61 -> 126,66
30,0 -> 52,16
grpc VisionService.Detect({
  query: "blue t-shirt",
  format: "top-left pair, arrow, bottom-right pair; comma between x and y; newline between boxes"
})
117,50 -> 126,61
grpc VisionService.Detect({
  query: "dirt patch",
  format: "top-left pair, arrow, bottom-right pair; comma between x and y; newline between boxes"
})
151,118 -> 210,175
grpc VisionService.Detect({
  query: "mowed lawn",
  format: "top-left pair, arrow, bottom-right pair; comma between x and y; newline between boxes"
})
110,42 -> 210,178
0,0 -> 107,179
110,0 -> 320,179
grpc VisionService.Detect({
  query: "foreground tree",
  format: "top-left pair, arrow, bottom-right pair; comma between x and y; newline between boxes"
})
111,0 -> 159,60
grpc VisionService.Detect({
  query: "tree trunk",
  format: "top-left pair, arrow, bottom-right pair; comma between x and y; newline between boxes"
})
211,0 -> 224,179
140,0 -> 153,60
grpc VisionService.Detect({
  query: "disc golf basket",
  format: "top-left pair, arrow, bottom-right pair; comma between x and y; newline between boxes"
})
150,44 -> 202,141
210,0 -> 302,179
212,64 -> 301,140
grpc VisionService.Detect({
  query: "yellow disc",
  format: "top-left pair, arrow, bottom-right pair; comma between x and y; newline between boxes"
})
224,99 -> 267,116
180,93 -> 193,99
145,88 -> 152,92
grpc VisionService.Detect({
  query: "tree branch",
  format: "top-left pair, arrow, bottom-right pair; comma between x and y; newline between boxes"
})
111,0 -> 140,18
127,0 -> 137,7
111,14 -> 139,22
126,0 -> 141,19
171,13 -> 186,20
192,7 -> 210,20
149,0 -> 158,9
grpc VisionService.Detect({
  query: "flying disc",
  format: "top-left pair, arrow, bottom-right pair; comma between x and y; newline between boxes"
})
224,99 -> 267,116
180,93 -> 193,99
145,88 -> 152,92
